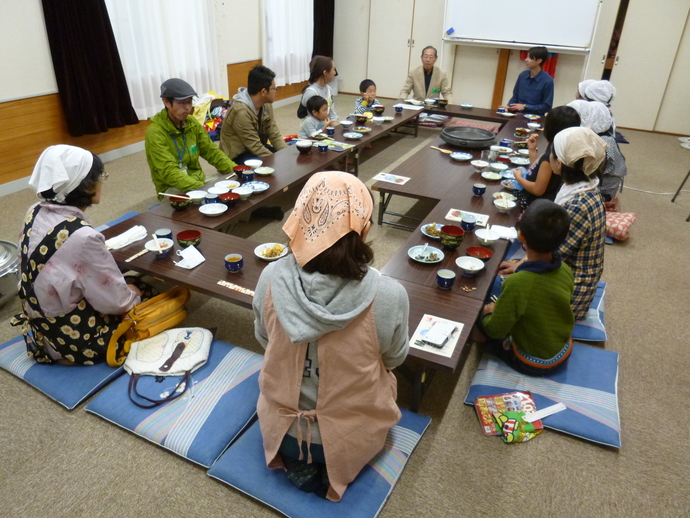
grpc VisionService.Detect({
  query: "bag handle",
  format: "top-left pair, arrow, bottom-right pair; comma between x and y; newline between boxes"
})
106,318 -> 134,367
127,372 -> 191,409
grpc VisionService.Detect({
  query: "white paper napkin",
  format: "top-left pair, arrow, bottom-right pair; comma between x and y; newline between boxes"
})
173,245 -> 205,269
490,225 -> 518,240
105,225 -> 148,250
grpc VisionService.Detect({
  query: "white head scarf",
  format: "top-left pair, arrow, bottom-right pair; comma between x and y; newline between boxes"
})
578,79 -> 597,99
553,127 -> 609,177
585,80 -> 616,106
29,145 -> 94,203
570,101 -> 613,135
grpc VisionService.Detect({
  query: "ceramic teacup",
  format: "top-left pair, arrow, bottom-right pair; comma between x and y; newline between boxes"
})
472,183 -> 487,196
436,269 -> 456,290
225,254 -> 243,273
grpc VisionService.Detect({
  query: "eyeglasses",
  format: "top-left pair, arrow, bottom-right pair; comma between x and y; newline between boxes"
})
100,171 -> 109,181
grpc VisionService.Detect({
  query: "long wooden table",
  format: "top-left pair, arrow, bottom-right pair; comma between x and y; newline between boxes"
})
103,213 -> 266,309
110,108 -> 542,411
147,101 -> 421,231
370,112 -> 546,408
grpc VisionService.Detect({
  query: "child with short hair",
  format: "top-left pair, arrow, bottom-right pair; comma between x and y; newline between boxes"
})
482,199 -> 575,375
354,79 -> 380,115
298,96 -> 330,139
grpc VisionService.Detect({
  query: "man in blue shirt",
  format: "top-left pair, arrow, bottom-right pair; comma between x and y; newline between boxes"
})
501,46 -> 554,116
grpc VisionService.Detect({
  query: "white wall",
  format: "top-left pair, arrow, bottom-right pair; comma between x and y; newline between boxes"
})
334,0 -> 371,94
499,50 -> 587,108
654,11 -> 690,133
0,0 -> 57,102
213,0 -> 263,97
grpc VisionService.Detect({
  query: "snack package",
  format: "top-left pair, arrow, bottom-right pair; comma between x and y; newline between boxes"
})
492,411 -> 542,444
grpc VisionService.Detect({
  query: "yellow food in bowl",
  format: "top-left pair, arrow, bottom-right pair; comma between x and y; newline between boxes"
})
261,244 -> 284,258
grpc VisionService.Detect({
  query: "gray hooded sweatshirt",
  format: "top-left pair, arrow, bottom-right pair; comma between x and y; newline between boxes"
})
253,254 -> 409,443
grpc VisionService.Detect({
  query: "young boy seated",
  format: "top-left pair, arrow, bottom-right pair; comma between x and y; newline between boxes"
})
481,199 -> 575,375
298,96 -> 330,139
354,79 -> 380,115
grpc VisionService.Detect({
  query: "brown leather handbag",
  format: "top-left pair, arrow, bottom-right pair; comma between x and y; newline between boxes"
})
106,286 -> 191,367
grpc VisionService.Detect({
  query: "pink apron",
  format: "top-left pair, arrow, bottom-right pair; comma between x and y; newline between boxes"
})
257,284 -> 401,501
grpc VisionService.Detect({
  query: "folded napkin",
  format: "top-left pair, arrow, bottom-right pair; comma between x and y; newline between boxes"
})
394,103 -> 424,111
490,225 -> 518,241
105,225 -> 148,250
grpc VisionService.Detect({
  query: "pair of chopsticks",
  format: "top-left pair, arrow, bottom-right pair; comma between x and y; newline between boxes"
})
430,146 -> 452,154
158,192 -> 190,199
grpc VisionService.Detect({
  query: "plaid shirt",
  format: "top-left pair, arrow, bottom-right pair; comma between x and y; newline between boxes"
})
559,191 -> 606,319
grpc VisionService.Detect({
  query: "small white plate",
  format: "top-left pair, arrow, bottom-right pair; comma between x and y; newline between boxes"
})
186,190 -> 207,204
255,242 -> 288,261
421,223 -> 443,239
502,179 -> 521,191
343,132 -> 363,140
408,245 -> 444,264
243,181 -> 270,193
482,171 -> 502,181
383,116 -> 394,121
405,99 -> 424,105
254,167 -> 275,176
497,112 -> 516,117
495,146 -> 513,154
493,192 -> 517,201
681,142 -> 690,150
352,126 -> 371,133
525,114 -> 541,120
527,122 -> 542,130
490,163 -> 509,172
450,152 -> 473,161
510,157 -> 530,166
518,149 -> 530,157
199,203 -> 228,217
215,180 -> 240,190
207,186 -> 230,195
460,103 -> 474,108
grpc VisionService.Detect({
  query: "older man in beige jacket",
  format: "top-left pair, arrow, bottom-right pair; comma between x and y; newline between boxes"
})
399,46 -> 454,103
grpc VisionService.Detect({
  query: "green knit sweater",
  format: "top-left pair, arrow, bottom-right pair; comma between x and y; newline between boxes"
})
482,260 -> 575,359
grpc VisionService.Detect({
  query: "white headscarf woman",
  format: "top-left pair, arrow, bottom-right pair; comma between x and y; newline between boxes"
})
577,79 -> 597,100
567,100 -> 613,135
29,145 -> 94,203
552,126 -> 609,206
585,80 -> 616,107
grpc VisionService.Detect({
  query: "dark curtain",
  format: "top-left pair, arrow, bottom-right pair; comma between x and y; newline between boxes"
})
41,0 -> 138,137
313,0 -> 335,58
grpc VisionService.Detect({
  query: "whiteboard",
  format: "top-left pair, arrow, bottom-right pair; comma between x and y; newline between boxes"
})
443,0 -> 601,51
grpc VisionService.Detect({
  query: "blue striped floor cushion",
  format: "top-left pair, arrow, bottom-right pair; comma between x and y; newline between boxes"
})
465,343 -> 621,448
0,335 -> 124,410
86,340 -> 262,467
208,410 -> 431,518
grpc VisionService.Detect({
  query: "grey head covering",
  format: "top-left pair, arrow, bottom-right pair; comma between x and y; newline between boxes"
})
160,78 -> 197,100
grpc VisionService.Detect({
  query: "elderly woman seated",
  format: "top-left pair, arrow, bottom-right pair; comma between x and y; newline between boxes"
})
567,100 -> 627,200
12,145 -> 153,365
253,171 -> 409,501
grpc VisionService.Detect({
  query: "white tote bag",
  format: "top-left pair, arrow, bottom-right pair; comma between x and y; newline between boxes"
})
124,328 -> 212,408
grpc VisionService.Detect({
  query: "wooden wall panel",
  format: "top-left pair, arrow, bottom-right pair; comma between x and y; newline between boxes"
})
0,94 -> 149,186
227,61 -> 308,102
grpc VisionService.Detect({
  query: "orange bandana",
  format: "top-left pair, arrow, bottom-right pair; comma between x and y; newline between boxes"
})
283,171 -> 373,266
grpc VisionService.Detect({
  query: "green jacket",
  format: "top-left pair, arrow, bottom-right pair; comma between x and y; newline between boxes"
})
219,88 -> 287,161
145,108 -> 236,195
482,259 -> 575,359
